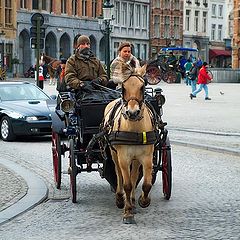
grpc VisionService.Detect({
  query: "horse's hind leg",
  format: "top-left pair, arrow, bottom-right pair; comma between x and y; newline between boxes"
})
138,156 -> 153,208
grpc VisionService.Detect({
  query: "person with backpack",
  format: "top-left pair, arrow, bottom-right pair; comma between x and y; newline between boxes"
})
188,62 -> 198,93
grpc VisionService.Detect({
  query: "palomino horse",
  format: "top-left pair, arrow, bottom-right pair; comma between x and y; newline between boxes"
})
103,65 -> 157,224
40,53 -> 61,85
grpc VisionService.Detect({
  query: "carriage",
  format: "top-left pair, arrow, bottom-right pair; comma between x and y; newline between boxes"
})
51,69 -> 172,223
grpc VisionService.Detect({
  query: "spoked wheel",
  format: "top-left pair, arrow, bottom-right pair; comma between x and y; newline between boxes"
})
161,137 -> 172,200
146,66 -> 162,85
69,138 -> 77,203
0,116 -> 16,141
163,70 -> 177,83
152,148 -> 161,185
52,131 -> 62,189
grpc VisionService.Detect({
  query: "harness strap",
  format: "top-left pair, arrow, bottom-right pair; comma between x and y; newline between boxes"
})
108,130 -> 158,145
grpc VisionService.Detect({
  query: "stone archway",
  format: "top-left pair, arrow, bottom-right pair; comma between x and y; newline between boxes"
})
89,35 -> 97,55
99,37 -> 106,62
60,33 -> 71,58
19,29 -> 31,75
45,32 -> 57,58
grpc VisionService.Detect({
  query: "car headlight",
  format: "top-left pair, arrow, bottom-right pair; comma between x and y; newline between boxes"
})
25,116 -> 38,121
61,99 -> 74,113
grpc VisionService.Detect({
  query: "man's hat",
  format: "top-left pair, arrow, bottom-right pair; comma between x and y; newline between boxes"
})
77,35 -> 90,46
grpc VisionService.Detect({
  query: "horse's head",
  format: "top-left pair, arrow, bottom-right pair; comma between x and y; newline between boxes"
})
122,64 -> 147,121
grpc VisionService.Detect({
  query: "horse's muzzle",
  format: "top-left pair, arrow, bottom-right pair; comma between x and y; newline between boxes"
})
126,109 -> 141,120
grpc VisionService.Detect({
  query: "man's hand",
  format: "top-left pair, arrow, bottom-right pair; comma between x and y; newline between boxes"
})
91,78 -> 102,85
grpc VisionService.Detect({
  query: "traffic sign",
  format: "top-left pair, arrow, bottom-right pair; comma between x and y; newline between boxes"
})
31,13 -> 44,26
30,27 -> 45,38
30,38 -> 44,49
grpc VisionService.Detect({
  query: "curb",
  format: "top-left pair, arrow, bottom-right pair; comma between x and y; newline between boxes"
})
171,140 -> 240,156
0,158 -> 48,225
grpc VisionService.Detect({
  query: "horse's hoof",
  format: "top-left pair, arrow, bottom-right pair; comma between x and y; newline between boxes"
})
123,216 -> 136,224
138,196 -> 151,208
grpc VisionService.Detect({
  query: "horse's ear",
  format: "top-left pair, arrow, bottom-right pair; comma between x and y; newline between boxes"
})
135,64 -> 147,77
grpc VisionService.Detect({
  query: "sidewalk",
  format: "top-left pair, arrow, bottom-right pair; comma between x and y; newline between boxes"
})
0,78 -> 239,224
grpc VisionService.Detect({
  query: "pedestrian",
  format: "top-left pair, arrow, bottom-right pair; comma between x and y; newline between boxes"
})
110,41 -> 141,89
184,59 -> 193,86
65,35 -> 108,92
188,62 -> 198,93
38,64 -> 44,89
190,62 -> 212,100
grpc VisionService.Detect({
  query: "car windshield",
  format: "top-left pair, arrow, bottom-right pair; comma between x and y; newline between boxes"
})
0,84 -> 50,101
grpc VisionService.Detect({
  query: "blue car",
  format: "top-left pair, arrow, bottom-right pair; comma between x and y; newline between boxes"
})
0,81 -> 54,141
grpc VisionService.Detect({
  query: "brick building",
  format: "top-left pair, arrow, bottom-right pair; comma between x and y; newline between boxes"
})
232,0 -> 240,68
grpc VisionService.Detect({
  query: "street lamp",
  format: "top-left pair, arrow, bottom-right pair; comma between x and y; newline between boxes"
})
98,0 -> 114,79
0,30 -> 6,68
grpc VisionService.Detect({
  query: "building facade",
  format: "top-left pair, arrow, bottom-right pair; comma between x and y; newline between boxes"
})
0,0 -> 17,74
150,0 -> 184,59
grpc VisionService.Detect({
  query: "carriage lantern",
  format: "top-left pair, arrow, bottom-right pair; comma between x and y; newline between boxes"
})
98,0 -> 114,80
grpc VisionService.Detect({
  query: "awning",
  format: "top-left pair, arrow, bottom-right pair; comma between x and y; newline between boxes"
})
209,49 -> 231,59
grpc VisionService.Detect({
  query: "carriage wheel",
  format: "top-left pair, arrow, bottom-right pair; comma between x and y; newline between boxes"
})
146,66 -> 162,85
163,70 -> 177,83
52,131 -> 62,189
161,138 -> 172,200
152,148 -> 160,185
69,138 -> 77,203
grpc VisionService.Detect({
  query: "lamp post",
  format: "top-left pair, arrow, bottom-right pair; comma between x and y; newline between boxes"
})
98,0 -> 114,79
0,30 -> 6,68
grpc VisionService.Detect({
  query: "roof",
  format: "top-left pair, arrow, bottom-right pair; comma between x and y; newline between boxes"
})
209,49 -> 232,59
161,47 -> 198,52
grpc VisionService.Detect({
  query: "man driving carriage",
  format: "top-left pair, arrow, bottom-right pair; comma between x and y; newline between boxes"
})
65,35 -> 108,92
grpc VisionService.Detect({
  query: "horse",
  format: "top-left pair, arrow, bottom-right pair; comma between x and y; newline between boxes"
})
102,65 -> 158,224
40,53 -> 61,85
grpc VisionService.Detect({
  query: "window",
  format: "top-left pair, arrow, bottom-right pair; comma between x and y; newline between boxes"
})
155,0 -> 160,8
142,44 -> 147,60
174,0 -> 180,10
72,0 -> 77,15
129,3 -> 134,27
142,5 -> 147,28
115,1 -> 120,24
5,0 -> 12,24
164,0 -> 170,9
211,24 -> 216,40
42,0 -> 47,10
20,0 -> 27,8
92,0 -> 97,18
218,25 -> 222,40
136,44 -> 140,59
212,4 -> 216,17
122,2 -> 127,26
135,5 -> 141,28
32,0 -> 39,9
218,5 -> 223,18
194,11 -> 199,32
61,0 -> 67,14
174,17 -> 180,39
202,11 -> 207,32
82,0 -> 87,16
163,16 -> 170,38
154,15 -> 160,38
185,10 -> 190,31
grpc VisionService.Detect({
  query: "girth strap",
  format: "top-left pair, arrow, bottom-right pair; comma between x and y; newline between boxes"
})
108,130 -> 158,145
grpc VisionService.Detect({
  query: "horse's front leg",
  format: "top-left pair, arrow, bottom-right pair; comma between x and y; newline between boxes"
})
118,158 -> 135,224
138,153 -> 153,208
130,160 -> 141,213
111,150 -> 124,209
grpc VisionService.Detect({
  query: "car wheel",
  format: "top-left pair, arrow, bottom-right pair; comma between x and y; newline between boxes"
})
0,116 -> 16,141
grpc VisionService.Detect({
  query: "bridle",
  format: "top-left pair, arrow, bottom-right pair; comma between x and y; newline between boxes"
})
121,74 -> 145,121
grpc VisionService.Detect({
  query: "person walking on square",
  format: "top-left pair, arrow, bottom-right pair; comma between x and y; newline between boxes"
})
184,59 -> 193,86
190,62 -> 212,100
188,62 -> 198,93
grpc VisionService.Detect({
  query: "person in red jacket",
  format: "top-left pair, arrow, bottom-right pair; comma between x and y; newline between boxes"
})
190,62 -> 212,100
